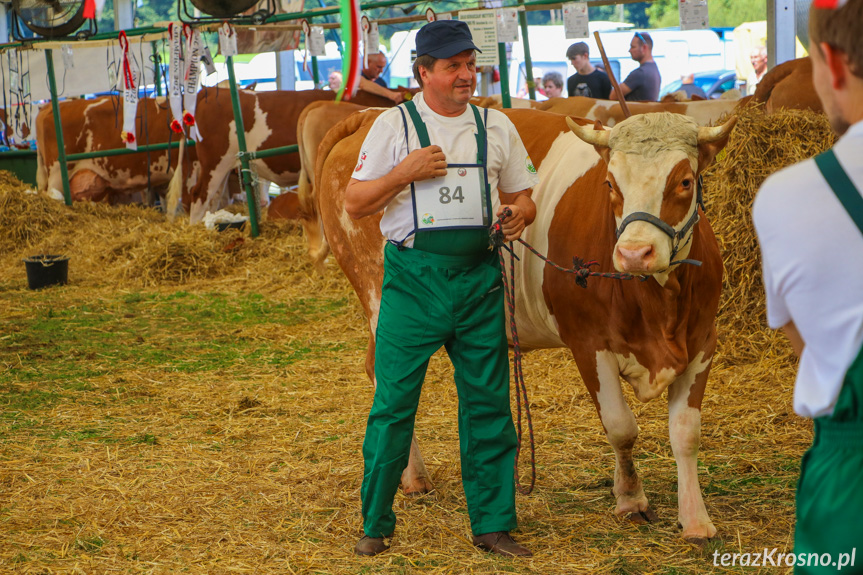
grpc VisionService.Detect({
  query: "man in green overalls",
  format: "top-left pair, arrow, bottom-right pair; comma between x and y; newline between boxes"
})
345,20 -> 539,557
753,1 -> 863,572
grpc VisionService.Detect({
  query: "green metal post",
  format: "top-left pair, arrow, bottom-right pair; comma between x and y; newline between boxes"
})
517,0 -> 536,100
498,43 -> 511,109
311,56 -> 320,89
45,49 -> 72,206
65,139 -> 195,162
226,55 -> 260,237
151,42 -> 163,97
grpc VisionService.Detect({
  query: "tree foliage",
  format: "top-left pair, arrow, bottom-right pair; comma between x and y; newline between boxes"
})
94,0 -> 177,33
647,0 -> 766,29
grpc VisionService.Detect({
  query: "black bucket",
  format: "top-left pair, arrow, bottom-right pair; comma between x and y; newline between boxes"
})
23,255 -> 69,290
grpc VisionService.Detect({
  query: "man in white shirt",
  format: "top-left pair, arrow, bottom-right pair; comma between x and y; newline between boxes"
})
346,19 -> 538,558
752,1 -> 863,571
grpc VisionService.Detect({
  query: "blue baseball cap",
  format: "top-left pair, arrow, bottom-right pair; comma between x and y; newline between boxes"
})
416,20 -> 482,59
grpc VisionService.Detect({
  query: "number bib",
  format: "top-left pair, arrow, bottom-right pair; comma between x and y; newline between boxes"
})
413,165 -> 488,230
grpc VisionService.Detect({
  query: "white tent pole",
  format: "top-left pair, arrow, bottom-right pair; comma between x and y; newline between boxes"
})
767,0 -> 796,67
114,0 -> 135,31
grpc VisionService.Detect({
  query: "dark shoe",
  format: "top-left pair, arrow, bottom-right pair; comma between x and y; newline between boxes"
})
472,531 -> 533,557
355,535 -> 389,556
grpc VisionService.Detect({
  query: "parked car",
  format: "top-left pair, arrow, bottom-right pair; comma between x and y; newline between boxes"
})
659,70 -> 737,100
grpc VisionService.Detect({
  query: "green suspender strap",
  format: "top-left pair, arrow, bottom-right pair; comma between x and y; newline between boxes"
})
814,149 -> 863,237
403,100 -> 431,148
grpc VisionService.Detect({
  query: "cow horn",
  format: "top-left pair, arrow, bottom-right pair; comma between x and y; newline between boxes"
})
697,116 -> 738,143
567,117 -> 610,147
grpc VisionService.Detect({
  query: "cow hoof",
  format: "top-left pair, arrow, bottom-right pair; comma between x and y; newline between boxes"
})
624,507 -> 659,525
401,478 -> 434,496
683,535 -> 713,547
678,521 -> 717,545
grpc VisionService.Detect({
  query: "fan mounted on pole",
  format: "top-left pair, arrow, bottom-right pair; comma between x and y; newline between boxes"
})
179,0 -> 277,25
10,0 -> 96,40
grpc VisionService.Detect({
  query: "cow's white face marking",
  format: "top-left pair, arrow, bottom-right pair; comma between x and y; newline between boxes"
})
513,129 -> 601,349
601,113 -> 701,279
608,149 -> 696,280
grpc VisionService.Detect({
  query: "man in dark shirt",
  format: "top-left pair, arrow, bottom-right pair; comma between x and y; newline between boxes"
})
680,73 -> 708,99
565,42 -> 611,99
609,32 -> 661,102
362,53 -> 389,88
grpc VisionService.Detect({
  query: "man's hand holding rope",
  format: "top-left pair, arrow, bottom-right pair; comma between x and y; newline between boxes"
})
497,191 -> 536,242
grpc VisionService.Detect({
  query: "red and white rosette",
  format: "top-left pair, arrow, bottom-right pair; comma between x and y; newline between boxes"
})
119,31 -> 139,150
183,27 -> 203,141
168,23 -> 185,135
361,16 -> 370,69
301,19 -> 311,73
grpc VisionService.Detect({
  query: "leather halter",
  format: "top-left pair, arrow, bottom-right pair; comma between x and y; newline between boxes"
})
615,174 -> 705,267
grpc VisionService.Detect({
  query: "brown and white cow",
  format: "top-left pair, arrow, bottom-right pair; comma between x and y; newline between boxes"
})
535,96 -> 743,127
293,100 -> 368,267
753,57 -> 822,114
35,96 -> 193,204
468,94 -> 742,126
315,107 -> 735,543
169,88 -> 408,223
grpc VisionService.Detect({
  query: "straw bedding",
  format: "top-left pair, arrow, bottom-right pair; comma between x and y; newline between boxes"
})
0,104 -> 834,574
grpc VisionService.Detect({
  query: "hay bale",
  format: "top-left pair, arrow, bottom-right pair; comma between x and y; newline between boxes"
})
706,102 -> 836,365
0,177 -> 309,288
0,172 -> 66,252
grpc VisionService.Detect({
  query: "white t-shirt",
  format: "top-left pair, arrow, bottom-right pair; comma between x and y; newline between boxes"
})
352,92 -> 539,247
753,120 -> 863,418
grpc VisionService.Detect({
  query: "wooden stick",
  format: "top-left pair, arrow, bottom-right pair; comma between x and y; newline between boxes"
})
593,30 -> 631,118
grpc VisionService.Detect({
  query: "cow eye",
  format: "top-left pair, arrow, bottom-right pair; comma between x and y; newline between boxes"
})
604,180 -> 613,189
681,178 -> 692,189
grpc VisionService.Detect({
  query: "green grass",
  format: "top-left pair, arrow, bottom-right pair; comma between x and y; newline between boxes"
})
1,291 -> 352,385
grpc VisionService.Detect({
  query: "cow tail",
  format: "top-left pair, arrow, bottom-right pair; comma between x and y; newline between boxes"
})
165,136 -> 185,221
35,140 -> 47,192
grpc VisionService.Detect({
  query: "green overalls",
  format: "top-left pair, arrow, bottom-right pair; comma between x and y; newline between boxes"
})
793,150 -> 863,573
360,101 -> 519,538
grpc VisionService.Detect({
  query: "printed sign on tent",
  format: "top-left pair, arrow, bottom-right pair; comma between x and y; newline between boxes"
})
218,22 -> 238,58
458,10 -> 499,67
496,8 -> 519,43
679,0 -> 709,31
563,2 -> 589,39
308,25 -> 326,57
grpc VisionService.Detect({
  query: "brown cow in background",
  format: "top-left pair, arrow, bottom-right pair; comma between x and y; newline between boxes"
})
753,57 -> 822,114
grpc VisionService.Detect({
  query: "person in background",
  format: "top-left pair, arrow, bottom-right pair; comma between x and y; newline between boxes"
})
749,45 -> 769,95
328,70 -> 342,91
752,1 -> 863,571
680,73 -> 708,99
517,66 -> 546,99
566,41 -> 611,99
363,52 -> 389,88
541,71 -> 564,98
357,52 -> 403,104
609,32 -> 661,102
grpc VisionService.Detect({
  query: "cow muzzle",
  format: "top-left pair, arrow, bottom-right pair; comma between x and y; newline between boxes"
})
614,239 -> 664,274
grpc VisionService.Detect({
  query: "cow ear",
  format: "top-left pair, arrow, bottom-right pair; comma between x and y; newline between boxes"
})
591,120 -> 611,163
696,116 -> 737,172
568,117 -> 611,163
